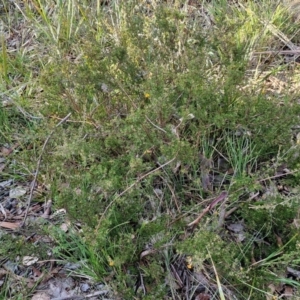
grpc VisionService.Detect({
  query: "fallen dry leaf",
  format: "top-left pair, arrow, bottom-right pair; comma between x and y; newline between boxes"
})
195,293 -> 210,300
9,186 -> 27,198
282,285 -> 294,297
0,143 -> 19,156
23,256 -> 39,266
32,266 -> 42,278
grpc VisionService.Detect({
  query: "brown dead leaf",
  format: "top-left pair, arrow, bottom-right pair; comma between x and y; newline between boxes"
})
282,285 -> 294,297
195,293 -> 210,300
32,266 -> 42,278
1,147 -> 13,156
0,143 -> 19,156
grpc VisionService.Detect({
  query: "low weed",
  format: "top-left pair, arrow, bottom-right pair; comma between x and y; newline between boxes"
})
2,0 -> 300,298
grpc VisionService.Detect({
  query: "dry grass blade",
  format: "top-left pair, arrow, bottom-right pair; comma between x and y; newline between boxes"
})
263,22 -> 299,50
208,250 -> 226,300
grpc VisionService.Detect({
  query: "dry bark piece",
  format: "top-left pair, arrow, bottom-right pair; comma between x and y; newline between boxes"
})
0,221 -> 20,229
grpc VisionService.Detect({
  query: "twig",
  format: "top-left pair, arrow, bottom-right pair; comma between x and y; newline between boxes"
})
211,145 -> 229,163
136,267 -> 146,295
223,191 -> 259,219
50,115 -> 98,128
224,206 -> 239,218
21,113 -> 71,227
159,175 -> 180,213
258,170 -> 298,182
187,191 -> 228,229
51,290 -> 109,300
95,157 -> 176,233
145,116 -> 167,134
170,263 -> 184,289
253,50 -> 300,55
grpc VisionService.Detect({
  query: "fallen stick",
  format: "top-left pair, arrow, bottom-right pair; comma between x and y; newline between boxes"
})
187,191 -> 228,229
